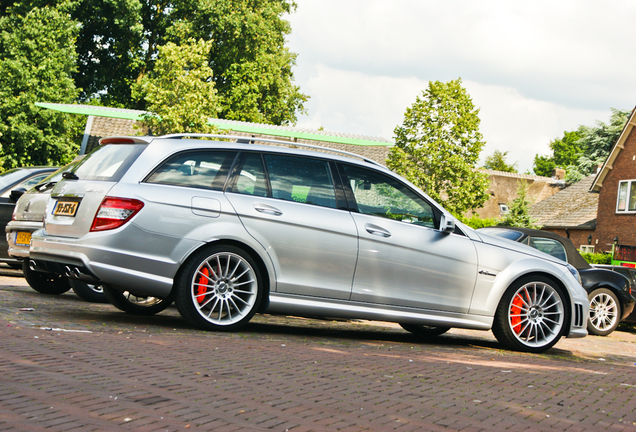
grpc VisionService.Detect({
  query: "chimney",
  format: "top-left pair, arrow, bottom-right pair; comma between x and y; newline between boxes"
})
552,168 -> 565,180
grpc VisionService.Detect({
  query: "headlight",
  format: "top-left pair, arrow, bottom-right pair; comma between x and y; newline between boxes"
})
567,264 -> 582,285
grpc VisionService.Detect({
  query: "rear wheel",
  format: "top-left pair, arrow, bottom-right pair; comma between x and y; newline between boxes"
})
69,280 -> 108,303
175,245 -> 263,331
22,260 -> 71,295
492,275 -> 567,353
400,323 -> 450,337
103,285 -> 172,315
587,288 -> 620,336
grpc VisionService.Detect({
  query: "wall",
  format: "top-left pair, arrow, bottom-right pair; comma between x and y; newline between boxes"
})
470,170 -> 562,219
595,126 -> 636,252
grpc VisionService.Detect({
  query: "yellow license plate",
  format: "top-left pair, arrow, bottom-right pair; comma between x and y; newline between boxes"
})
15,231 -> 31,246
53,201 -> 79,216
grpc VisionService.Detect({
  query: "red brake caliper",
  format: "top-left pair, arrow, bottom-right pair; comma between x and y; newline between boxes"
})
510,294 -> 524,334
196,267 -> 209,304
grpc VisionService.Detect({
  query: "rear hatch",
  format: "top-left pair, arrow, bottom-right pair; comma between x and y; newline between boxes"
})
44,141 -> 148,238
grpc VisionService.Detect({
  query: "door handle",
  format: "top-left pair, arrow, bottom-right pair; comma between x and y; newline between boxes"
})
253,203 -> 283,216
365,223 -> 391,237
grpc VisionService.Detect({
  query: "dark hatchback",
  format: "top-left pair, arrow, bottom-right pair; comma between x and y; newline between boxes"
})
478,226 -> 635,336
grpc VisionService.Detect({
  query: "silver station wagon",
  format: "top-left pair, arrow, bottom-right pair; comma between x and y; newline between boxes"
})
29,135 -> 589,352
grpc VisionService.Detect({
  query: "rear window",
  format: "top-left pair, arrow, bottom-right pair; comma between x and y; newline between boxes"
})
72,144 -> 146,182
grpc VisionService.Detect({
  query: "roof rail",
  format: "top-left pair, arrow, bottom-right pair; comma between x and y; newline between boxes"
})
158,133 -> 385,167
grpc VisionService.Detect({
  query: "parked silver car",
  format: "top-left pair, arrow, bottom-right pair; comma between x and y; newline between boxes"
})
6,158 -> 108,303
29,135 -> 589,352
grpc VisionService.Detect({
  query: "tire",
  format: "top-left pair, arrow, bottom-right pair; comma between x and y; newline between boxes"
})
587,288 -> 620,336
7,262 -> 22,270
103,285 -> 173,316
22,260 -> 71,295
400,323 -> 450,337
492,275 -> 568,353
69,279 -> 108,303
175,245 -> 263,331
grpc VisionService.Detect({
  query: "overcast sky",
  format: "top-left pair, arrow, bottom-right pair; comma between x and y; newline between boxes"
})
285,0 -> 635,173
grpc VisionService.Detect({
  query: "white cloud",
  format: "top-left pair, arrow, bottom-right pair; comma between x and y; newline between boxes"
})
286,0 -> 634,173
293,65 -> 607,172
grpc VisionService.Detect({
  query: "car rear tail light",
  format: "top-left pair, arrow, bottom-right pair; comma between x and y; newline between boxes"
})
90,197 -> 144,232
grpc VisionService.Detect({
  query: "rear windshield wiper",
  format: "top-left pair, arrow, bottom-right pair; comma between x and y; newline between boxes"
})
62,171 -> 79,180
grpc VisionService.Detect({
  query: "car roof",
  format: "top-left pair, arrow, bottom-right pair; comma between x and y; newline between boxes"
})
478,226 -> 591,270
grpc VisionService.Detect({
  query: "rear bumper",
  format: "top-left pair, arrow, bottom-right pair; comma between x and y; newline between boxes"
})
6,220 -> 42,258
29,226 -> 199,298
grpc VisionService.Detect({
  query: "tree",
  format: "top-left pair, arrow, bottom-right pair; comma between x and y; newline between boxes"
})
565,108 -> 630,182
0,5 -> 82,170
132,39 -> 219,135
497,181 -> 540,229
483,150 -> 517,173
533,109 -> 629,181
387,78 -> 490,216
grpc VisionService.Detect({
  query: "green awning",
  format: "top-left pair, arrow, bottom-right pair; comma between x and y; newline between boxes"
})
36,102 -> 392,147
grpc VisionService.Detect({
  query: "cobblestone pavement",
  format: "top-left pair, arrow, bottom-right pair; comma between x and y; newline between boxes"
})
1,267 -> 636,432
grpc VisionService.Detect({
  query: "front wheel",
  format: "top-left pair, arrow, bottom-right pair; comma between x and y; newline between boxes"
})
175,245 -> 263,331
69,280 -> 108,303
103,285 -> 173,315
587,288 -> 620,336
22,260 -> 71,295
492,276 -> 568,353
400,323 -> 450,337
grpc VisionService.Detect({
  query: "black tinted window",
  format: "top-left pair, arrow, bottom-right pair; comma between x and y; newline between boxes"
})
263,154 -> 337,209
342,164 -> 435,228
146,150 -> 236,190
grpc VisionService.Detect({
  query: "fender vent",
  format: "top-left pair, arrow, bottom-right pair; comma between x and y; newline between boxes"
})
574,303 -> 584,328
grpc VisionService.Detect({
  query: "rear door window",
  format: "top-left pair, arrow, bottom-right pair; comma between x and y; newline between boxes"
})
145,150 -> 237,190
263,154 -> 337,209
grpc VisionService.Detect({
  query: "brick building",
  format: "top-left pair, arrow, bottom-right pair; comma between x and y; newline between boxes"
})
591,107 -> 636,264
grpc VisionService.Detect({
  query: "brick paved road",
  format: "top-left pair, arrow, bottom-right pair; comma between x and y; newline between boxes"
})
1,268 -> 636,432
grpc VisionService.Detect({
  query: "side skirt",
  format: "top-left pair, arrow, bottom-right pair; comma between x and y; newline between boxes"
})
265,293 -> 493,330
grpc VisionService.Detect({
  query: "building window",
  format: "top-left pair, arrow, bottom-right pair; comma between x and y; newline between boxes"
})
579,245 -> 595,253
617,180 -> 636,213
498,203 -> 509,216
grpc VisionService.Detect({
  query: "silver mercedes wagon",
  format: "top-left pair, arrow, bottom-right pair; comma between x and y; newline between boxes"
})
29,135 -> 589,352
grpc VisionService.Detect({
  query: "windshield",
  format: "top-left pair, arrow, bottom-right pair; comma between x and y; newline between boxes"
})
477,227 -> 525,242
31,159 -> 83,193
0,168 -> 39,190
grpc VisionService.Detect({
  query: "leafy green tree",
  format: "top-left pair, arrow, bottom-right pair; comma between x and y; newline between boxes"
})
533,110 -> 629,181
132,39 -> 219,135
497,181 -> 540,229
565,108 -> 630,182
388,78 -> 490,216
483,150 -> 517,173
4,0 -> 308,124
533,154 -> 556,177
0,5 -> 82,170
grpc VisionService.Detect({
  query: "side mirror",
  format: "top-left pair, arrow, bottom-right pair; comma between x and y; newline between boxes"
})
9,188 -> 26,203
439,214 -> 455,234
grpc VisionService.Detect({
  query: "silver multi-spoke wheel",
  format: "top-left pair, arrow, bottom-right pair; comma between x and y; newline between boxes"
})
176,245 -> 263,331
103,285 -> 173,315
493,276 -> 567,353
508,282 -> 564,347
587,288 -> 620,336
191,252 -> 258,326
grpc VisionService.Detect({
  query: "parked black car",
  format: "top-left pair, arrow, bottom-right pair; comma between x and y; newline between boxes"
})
0,166 -> 57,267
592,264 -> 636,323
478,226 -> 635,336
